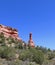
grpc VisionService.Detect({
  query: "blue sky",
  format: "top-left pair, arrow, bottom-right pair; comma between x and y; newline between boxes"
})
0,0 -> 55,49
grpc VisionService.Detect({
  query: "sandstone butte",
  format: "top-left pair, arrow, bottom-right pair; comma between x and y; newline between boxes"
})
0,24 -> 35,47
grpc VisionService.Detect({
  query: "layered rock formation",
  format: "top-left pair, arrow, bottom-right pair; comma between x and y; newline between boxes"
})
28,33 -> 35,47
0,24 -> 21,41
0,24 -> 35,47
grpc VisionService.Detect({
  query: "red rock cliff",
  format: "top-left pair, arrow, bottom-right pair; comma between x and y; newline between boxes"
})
0,24 -> 21,41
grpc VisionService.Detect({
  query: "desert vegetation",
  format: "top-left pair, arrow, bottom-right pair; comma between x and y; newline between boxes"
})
0,33 -> 55,65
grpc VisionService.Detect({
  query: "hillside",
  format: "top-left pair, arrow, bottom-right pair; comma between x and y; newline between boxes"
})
0,33 -> 55,65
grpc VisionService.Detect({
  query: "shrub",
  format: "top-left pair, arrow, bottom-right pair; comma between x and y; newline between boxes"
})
19,48 -> 44,65
48,52 -> 55,60
0,46 -> 15,60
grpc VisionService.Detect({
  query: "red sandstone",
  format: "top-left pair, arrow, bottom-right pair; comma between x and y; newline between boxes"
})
0,24 -> 35,47
0,24 -> 21,41
28,33 -> 35,47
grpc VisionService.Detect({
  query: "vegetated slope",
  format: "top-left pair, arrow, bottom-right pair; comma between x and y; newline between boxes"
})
0,33 -> 55,65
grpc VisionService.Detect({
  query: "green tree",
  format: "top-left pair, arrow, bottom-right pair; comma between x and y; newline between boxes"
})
0,33 -> 5,45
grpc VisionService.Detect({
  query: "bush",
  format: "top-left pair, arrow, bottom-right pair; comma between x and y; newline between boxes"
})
0,46 -> 15,60
36,46 -> 47,54
19,48 -> 44,65
48,52 -> 55,60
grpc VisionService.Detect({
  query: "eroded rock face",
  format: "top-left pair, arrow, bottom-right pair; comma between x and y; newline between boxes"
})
0,24 -> 21,41
28,33 -> 35,47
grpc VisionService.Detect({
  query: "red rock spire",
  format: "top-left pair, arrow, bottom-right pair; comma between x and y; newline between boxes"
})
29,33 -> 32,40
28,33 -> 35,47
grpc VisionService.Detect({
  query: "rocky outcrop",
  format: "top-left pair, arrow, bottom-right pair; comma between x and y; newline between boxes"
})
28,33 -> 35,47
0,24 -> 21,41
